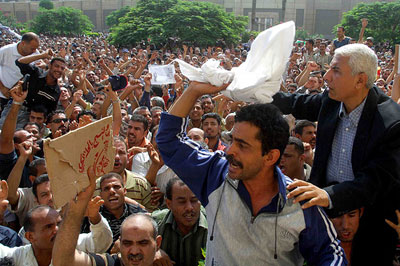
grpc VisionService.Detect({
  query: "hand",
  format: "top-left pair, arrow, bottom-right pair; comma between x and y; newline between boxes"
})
78,115 -> 93,128
59,48 -> 66,58
105,85 -> 118,101
10,81 -> 27,103
189,47 -> 193,54
151,186 -> 163,207
53,130 -> 63,139
286,179 -> 329,209
72,90 -> 83,103
82,51 -> 90,61
74,166 -> 98,204
154,249 -> 175,266
187,81 -> 229,97
109,239 -> 120,254
98,58 -> 105,67
0,181 -> 9,219
140,59 -> 147,68
385,210 -> 400,239
16,141 -> 33,158
182,44 -> 188,53
43,49 -> 54,59
69,120 -> 79,131
143,73 -> 152,87
150,51 -> 158,61
303,142 -> 314,166
146,144 -> 161,166
85,196 -> 104,225
307,61 -> 318,71
174,74 -> 183,89
361,18 -> 368,28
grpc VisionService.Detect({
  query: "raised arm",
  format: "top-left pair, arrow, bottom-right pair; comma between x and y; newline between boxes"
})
358,18 -> 368,43
52,168 -> 97,266
7,141 -> 32,208
0,82 -> 27,155
18,49 -> 53,65
105,86 -> 122,136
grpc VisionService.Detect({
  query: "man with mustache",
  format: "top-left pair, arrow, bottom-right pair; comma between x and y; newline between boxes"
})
52,169 -> 163,266
152,177 -> 207,266
294,120 -> 317,150
156,82 -> 345,265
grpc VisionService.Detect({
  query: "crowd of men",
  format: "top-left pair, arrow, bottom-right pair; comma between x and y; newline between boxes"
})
0,18 -> 399,266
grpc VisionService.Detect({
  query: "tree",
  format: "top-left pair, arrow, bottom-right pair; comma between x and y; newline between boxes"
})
336,1 -> 400,44
106,6 -> 131,28
39,0 -> 54,10
0,10 -> 21,29
30,6 -> 93,35
109,0 -> 248,47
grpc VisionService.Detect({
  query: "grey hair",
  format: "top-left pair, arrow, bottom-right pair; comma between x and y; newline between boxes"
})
334,44 -> 377,89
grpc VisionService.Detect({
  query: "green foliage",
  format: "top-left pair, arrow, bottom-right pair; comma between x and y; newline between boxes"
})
295,27 -> 323,40
30,6 -> 93,36
0,10 -> 22,29
198,248 -> 206,266
335,1 -> 400,44
106,6 -> 131,27
109,0 -> 248,47
39,0 -> 54,10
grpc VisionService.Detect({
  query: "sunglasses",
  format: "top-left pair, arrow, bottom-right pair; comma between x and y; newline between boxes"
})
51,118 -> 68,123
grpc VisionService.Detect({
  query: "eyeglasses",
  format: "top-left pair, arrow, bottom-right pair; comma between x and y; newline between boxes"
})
51,118 -> 68,123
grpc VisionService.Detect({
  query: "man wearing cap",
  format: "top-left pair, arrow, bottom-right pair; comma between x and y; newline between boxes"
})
366,37 -> 374,50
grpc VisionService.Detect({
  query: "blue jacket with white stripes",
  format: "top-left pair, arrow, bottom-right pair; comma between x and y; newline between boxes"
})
156,112 -> 347,266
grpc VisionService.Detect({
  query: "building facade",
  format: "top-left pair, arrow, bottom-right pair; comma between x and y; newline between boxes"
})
0,0 -> 394,38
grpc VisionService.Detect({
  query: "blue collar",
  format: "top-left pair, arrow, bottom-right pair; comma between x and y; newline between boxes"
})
235,166 -> 288,215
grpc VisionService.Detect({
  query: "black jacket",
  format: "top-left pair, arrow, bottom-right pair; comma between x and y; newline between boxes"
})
273,88 -> 400,265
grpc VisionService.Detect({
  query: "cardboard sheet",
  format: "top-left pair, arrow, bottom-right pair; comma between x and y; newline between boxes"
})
44,117 -> 115,208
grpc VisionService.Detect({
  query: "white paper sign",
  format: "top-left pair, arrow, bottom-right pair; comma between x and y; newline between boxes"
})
148,64 -> 176,85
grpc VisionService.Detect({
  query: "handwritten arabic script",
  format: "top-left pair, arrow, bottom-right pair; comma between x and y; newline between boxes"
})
78,124 -> 111,176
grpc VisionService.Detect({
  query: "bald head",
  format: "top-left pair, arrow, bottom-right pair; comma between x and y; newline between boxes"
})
187,128 -> 205,142
120,213 -> 158,240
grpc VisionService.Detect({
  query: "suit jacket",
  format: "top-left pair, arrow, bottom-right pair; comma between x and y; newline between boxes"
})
273,88 -> 400,265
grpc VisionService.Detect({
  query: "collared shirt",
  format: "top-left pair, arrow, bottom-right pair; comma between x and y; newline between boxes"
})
326,98 -> 367,184
152,208 -> 208,266
313,53 -> 332,66
212,139 -> 227,152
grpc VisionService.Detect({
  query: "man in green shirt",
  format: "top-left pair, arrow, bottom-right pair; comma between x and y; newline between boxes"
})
152,178 -> 207,266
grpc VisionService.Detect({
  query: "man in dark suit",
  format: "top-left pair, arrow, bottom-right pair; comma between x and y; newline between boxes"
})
272,43 -> 400,265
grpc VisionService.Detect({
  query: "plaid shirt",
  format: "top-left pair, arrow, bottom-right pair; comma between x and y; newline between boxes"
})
326,98 -> 367,184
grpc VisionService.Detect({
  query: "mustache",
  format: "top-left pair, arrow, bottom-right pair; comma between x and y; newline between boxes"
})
226,154 -> 243,168
128,254 -> 144,260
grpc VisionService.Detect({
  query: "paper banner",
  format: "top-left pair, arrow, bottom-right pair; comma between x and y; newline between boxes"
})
44,117 -> 116,208
148,64 -> 176,85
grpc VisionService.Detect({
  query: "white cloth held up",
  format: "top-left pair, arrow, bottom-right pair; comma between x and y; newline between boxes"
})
174,21 -> 295,103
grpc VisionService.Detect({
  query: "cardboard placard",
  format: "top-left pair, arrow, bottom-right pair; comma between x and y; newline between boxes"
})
44,117 -> 115,208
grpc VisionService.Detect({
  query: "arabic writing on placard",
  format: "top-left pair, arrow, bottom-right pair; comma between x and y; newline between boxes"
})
79,124 -> 111,176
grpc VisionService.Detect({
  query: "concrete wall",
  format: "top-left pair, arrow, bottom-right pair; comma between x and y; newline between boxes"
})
0,0 -> 394,37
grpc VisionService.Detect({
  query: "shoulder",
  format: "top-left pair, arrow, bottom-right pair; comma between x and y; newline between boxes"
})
151,209 -> 170,224
126,203 -> 147,214
125,170 -> 151,189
